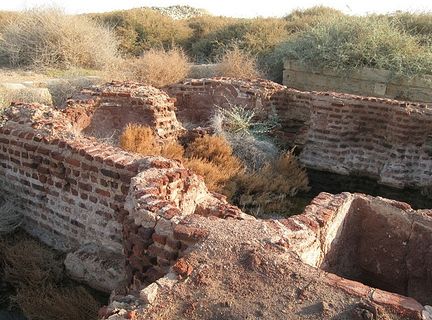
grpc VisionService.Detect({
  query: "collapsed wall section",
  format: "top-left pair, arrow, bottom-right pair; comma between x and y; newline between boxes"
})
123,161 -> 248,289
67,81 -> 185,141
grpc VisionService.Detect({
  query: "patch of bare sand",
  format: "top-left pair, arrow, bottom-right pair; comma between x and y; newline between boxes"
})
138,216 -> 399,320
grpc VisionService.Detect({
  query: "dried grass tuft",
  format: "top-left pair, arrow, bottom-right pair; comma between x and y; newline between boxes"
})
107,47 -> 189,87
215,45 -> 261,78
0,237 -> 63,288
228,151 -> 309,216
13,284 -> 100,320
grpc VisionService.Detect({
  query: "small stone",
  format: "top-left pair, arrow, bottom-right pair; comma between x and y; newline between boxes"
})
156,272 -> 178,289
140,282 -> 159,304
173,258 -> 194,277
423,306 -> 432,320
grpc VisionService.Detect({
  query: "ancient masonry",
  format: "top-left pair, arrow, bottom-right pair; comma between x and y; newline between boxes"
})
0,80 -> 431,319
168,77 -> 432,189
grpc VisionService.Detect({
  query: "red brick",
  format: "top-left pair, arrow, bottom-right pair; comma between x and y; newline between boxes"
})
173,258 -> 193,277
152,233 -> 167,245
371,289 -> 423,319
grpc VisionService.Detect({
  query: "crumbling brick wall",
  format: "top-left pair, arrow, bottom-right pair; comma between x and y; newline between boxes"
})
67,81 -> 185,142
123,160 -> 248,288
0,86 -> 429,319
300,93 -> 432,189
0,103 -> 148,252
0,98 -> 245,289
167,78 -> 432,189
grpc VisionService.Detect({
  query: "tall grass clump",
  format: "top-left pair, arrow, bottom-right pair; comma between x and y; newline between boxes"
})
109,48 -> 189,87
277,15 -> 432,78
0,8 -> 118,70
388,11 -> 432,46
0,234 -> 101,320
215,45 -> 261,78
210,104 -> 279,170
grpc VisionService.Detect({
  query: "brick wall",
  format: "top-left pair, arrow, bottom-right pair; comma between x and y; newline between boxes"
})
0,99 -> 245,290
167,78 -> 432,189
0,103 -> 148,252
68,81 -> 185,142
300,92 -> 432,188
123,159 -> 247,288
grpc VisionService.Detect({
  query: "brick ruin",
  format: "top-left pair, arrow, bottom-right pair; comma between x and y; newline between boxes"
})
168,77 -> 432,189
0,80 -> 431,319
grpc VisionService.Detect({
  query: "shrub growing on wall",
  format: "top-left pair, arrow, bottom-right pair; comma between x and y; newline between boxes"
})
0,8 -> 118,70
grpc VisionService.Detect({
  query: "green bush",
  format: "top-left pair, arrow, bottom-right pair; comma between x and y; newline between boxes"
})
388,12 -> 432,46
284,6 -> 345,33
276,15 -> 432,78
91,8 -> 191,55
188,18 -> 289,63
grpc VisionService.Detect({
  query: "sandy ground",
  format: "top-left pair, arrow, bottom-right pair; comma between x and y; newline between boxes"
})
137,216 -> 402,320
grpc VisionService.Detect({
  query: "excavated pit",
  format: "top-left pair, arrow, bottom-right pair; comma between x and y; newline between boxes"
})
319,196 -> 432,305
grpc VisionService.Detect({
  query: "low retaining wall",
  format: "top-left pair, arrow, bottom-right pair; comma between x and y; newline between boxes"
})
283,60 -> 432,103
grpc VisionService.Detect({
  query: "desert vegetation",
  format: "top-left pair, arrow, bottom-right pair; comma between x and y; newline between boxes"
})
0,8 -> 117,70
0,6 -> 430,84
0,232 -> 102,319
119,116 -> 309,217
109,47 -> 190,87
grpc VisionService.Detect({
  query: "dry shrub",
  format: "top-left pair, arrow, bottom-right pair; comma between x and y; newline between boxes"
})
0,87 -> 52,107
184,135 -> 243,192
185,134 -> 236,166
161,142 -> 185,160
0,8 -> 117,69
184,158 -> 227,191
228,151 -> 309,216
120,124 -> 184,159
120,124 -> 159,155
14,284 -> 100,320
215,45 -> 261,78
0,237 -> 63,288
188,63 -> 218,78
47,76 -> 102,106
0,199 -> 22,235
108,48 -> 189,87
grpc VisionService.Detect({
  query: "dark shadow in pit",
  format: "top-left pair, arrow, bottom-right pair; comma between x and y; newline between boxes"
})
286,168 -> 432,217
320,197 -> 432,305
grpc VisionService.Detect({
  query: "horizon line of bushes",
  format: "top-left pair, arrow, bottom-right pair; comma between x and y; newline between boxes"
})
0,6 -> 431,82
